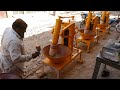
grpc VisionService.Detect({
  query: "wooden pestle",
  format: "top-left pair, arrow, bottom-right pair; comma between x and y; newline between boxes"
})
49,19 -> 62,56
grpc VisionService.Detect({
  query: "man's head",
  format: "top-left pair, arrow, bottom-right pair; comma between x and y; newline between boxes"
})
12,18 -> 27,38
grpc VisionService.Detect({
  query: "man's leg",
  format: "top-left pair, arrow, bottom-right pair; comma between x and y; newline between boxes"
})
0,69 -> 2,73
0,58 -> 4,73
3,65 -> 19,73
6,65 -> 19,73
3,65 -> 22,79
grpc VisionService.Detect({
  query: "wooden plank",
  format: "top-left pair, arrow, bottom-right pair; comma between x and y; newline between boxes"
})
16,59 -> 42,79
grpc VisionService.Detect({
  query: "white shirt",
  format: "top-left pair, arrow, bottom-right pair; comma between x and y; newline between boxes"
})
0,27 -> 32,72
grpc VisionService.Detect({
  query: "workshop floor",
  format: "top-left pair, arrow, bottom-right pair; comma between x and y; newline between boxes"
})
0,11 -> 120,79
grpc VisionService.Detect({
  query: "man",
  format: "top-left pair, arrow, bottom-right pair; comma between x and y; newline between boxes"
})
0,18 -> 40,73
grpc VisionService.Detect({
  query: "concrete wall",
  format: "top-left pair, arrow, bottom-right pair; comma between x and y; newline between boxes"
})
0,11 -> 56,19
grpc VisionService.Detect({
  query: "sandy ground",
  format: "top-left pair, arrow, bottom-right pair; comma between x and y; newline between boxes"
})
0,11 -> 120,79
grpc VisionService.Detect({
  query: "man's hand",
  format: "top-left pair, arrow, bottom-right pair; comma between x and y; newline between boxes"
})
36,46 -> 41,52
32,51 -> 40,59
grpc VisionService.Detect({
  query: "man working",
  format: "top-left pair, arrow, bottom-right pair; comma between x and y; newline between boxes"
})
0,18 -> 40,73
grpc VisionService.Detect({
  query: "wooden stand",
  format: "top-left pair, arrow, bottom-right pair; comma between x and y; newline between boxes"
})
76,29 -> 99,53
42,48 -> 82,79
97,24 -> 110,39
76,34 -> 98,53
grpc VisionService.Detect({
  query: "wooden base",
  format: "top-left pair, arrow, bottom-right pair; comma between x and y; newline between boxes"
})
76,35 -> 98,53
97,24 -> 110,39
42,48 -> 83,79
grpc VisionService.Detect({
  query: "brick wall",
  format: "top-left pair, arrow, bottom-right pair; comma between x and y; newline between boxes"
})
0,11 -> 7,19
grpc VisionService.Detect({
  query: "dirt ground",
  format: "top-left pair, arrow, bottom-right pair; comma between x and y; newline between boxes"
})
23,26 -> 120,79
0,11 -> 120,79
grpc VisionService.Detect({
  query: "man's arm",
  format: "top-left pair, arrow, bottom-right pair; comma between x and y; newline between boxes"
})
13,53 -> 32,63
8,40 -> 33,64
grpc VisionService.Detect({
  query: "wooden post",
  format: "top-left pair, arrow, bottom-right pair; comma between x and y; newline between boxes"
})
100,11 -> 107,24
53,11 -> 56,16
6,11 -> 13,18
52,19 -> 62,45
92,16 -> 98,31
24,11 -> 28,14
86,11 -> 92,30
105,11 -> 109,25
101,11 -> 106,21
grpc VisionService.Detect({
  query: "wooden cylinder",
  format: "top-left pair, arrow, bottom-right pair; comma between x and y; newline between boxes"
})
101,11 -> 106,21
52,19 -> 62,45
105,11 -> 109,25
86,11 -> 92,29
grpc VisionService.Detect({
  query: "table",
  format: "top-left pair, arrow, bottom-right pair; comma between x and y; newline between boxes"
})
92,53 -> 120,79
42,48 -> 82,79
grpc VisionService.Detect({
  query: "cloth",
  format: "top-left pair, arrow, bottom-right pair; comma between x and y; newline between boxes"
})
0,27 -> 32,73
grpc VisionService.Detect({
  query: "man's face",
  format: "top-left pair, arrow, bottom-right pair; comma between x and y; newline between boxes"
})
17,28 -> 26,39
